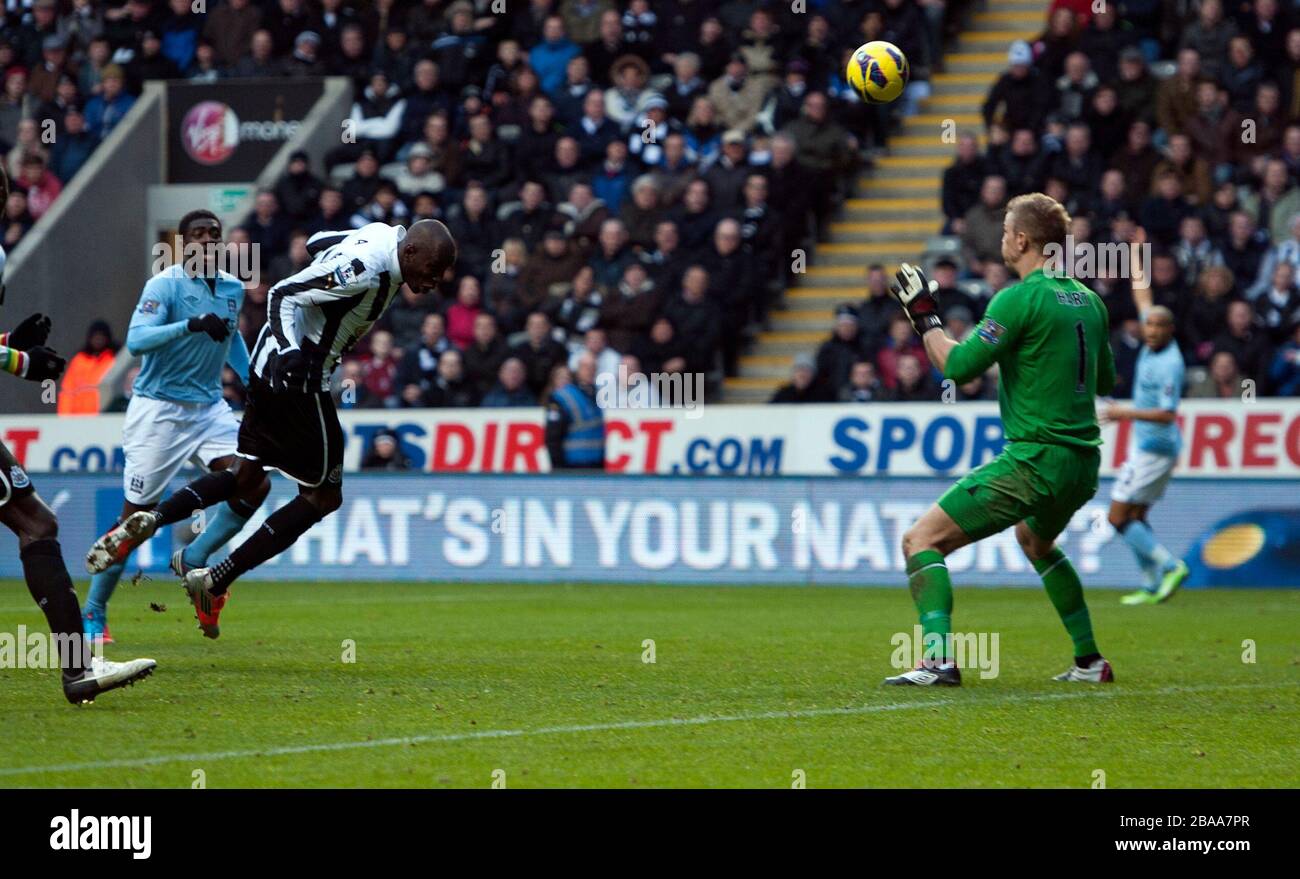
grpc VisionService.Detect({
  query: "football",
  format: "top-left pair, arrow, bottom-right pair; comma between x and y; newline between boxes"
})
846,40 -> 910,104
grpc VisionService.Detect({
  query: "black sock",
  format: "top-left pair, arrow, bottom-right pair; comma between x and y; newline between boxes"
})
154,469 -> 238,526
209,496 -> 323,593
20,538 -> 87,678
230,495 -> 260,518
1075,652 -> 1102,668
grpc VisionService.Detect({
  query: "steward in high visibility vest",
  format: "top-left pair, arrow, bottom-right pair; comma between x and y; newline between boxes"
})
546,356 -> 605,469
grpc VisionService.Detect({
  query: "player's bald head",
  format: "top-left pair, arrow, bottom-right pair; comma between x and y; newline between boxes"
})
405,218 -> 457,268
399,219 -> 458,294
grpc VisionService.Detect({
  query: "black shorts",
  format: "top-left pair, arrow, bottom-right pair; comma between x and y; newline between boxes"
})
237,378 -> 344,487
0,438 -> 35,507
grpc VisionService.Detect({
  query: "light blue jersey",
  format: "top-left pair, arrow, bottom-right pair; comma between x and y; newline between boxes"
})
1132,341 -> 1184,456
128,266 -> 249,404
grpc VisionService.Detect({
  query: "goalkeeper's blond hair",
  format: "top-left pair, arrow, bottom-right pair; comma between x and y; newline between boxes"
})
1007,193 -> 1070,254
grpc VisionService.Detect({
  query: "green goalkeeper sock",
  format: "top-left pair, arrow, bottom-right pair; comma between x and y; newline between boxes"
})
1033,547 -> 1099,659
906,550 -> 952,663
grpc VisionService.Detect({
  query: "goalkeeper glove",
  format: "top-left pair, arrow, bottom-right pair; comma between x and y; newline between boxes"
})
187,313 -> 231,342
889,262 -> 944,335
5,313 -> 51,349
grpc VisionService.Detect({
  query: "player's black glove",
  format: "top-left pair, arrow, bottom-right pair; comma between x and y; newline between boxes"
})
269,347 -> 313,394
187,313 -> 230,342
8,312 -> 51,349
889,262 -> 944,335
20,346 -> 66,382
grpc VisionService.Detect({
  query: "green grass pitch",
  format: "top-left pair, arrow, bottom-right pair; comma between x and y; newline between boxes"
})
1,579 -> 1296,788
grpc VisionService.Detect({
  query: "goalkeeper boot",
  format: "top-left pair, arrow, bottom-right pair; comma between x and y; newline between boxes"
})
181,568 -> 227,640
884,662 -> 962,686
63,655 -> 156,705
1053,658 -> 1114,683
1153,560 -> 1188,603
85,511 -> 161,574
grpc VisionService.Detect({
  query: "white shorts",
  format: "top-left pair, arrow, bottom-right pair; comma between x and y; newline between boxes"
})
1110,449 -> 1177,506
122,396 -> 240,505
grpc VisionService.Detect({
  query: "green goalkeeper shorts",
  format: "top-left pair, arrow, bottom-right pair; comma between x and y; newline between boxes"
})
937,441 -> 1101,543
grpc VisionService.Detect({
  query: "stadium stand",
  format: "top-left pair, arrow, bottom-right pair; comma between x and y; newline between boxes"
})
6,1 -> 1298,410
778,0 -> 1300,405
1,0 -> 966,411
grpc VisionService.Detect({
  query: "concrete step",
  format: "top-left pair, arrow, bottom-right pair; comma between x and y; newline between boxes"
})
790,273 -> 873,289
875,155 -> 949,170
932,72 -> 998,86
793,266 -> 885,286
970,11 -> 1047,29
922,93 -> 985,109
769,309 -> 839,331
956,30 -> 1038,53
842,196 -> 941,221
784,286 -> 869,304
867,155 -> 951,179
942,52 -> 1007,73
721,382 -> 782,404
739,354 -> 797,378
854,176 -> 941,198
816,243 -> 925,266
887,133 -> 983,157
829,218 -> 938,240
899,113 -> 982,138
925,79 -> 993,95
755,330 -> 830,354
776,299 -> 858,316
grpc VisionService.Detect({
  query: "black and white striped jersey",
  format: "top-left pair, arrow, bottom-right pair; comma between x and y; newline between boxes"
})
250,223 -> 406,391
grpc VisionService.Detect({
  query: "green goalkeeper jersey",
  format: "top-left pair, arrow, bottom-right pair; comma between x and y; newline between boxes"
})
945,267 -> 1115,448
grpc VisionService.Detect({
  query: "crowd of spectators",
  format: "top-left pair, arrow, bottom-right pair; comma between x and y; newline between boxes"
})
788,0 -> 1300,404
200,0 -> 962,410
35,1 -> 1297,409
0,1 -> 144,249
927,0 -> 1300,402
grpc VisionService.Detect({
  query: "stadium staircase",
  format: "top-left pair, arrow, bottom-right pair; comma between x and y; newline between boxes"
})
723,0 -> 1044,403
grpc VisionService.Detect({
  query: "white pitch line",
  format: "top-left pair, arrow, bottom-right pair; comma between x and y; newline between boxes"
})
0,682 -> 1287,778
0,591 -> 549,615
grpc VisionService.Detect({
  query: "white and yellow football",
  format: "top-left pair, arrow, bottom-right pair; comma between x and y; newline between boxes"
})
846,40 -> 910,104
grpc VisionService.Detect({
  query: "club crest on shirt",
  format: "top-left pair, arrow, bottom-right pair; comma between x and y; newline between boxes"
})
9,465 -> 29,489
977,318 -> 1006,346
331,262 -> 358,289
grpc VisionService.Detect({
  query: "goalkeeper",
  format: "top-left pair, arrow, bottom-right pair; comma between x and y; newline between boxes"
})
884,193 -> 1114,686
